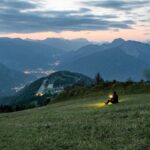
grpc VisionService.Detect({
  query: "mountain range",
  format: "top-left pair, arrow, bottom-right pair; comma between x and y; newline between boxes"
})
58,38 -> 150,80
37,38 -> 91,51
0,37 -> 150,105
0,37 -> 66,71
0,37 -> 150,81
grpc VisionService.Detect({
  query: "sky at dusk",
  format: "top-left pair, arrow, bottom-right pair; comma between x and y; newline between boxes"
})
0,0 -> 149,41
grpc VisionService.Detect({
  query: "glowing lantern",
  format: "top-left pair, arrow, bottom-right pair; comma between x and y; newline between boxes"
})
109,94 -> 113,99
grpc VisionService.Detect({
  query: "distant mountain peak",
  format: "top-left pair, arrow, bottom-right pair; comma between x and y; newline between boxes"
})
112,38 -> 125,46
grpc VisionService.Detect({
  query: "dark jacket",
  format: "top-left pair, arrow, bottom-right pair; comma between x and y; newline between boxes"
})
112,93 -> 118,103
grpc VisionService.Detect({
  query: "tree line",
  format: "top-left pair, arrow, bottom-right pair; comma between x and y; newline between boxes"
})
0,104 -> 26,113
0,98 -> 50,113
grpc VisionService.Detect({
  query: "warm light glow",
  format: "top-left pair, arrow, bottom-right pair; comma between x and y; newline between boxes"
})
0,28 -> 148,42
109,95 -> 113,99
85,102 -> 112,108
36,93 -> 44,97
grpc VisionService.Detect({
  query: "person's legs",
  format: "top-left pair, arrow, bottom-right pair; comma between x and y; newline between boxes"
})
105,99 -> 111,105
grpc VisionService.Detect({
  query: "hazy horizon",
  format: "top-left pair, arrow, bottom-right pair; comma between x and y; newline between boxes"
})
0,36 -> 149,43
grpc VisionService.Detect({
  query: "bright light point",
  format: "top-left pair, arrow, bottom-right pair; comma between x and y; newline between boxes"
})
109,95 -> 113,99
36,93 -> 44,97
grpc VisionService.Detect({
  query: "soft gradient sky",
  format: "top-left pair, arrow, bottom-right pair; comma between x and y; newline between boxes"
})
0,0 -> 149,41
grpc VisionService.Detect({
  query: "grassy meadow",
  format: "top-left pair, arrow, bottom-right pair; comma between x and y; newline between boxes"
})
0,92 -> 149,150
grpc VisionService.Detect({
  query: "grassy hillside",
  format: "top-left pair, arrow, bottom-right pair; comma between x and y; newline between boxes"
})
0,93 -> 149,150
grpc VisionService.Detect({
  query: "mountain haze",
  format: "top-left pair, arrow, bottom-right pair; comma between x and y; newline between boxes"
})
0,38 -> 65,71
39,38 -> 91,51
0,37 -> 149,81
59,39 -> 150,80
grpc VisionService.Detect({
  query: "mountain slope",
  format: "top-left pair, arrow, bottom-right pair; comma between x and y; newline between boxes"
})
120,40 -> 150,65
0,71 -> 93,105
61,48 -> 148,80
59,39 -> 150,80
0,38 -> 65,71
0,63 -> 35,96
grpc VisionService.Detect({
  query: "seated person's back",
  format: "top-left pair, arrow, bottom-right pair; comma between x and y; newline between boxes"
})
112,92 -> 118,103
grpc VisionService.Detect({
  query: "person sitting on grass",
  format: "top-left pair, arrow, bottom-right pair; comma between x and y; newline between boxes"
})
105,91 -> 119,105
